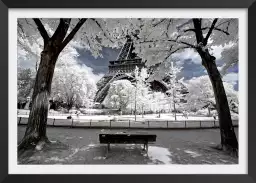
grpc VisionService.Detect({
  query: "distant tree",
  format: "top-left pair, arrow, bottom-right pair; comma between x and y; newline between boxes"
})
51,59 -> 97,112
185,75 -> 238,116
164,61 -> 185,120
133,67 -> 151,118
103,79 -> 135,112
17,68 -> 34,107
185,75 -> 215,116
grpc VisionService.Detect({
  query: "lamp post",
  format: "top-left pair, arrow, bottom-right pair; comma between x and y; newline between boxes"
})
134,79 -> 137,121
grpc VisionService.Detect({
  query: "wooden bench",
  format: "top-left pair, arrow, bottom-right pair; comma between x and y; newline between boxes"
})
99,133 -> 157,155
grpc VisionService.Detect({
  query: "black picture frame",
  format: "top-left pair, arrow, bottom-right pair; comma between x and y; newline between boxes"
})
0,0 -> 254,182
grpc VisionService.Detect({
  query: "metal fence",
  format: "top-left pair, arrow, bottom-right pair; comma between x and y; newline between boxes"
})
17,117 -> 239,129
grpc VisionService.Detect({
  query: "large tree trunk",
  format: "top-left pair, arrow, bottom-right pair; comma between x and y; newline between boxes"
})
198,49 -> 238,153
18,18 -> 86,152
18,44 -> 59,151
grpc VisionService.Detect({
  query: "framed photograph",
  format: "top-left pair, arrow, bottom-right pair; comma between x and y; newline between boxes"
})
1,0 -> 254,182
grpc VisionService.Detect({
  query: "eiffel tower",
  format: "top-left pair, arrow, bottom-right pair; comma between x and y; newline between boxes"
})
94,36 -> 168,104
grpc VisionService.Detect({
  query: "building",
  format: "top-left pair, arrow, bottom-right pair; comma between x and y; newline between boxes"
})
94,36 -> 170,104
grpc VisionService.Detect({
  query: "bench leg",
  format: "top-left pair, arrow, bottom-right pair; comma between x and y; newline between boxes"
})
106,143 -> 110,158
146,143 -> 149,153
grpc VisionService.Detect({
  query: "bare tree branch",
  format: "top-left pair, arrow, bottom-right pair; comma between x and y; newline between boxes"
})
212,27 -> 230,35
152,19 -> 166,27
215,19 -> 232,28
91,18 -> 114,43
192,19 -> 204,44
60,18 -> 87,51
183,28 -> 196,33
191,26 -> 230,36
203,18 -> 218,46
33,18 -> 50,42
169,46 -> 190,55
167,39 -> 196,48
51,19 -> 71,42
165,19 -> 172,38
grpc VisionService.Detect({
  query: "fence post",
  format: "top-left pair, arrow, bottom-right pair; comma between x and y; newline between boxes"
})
213,120 -> 216,127
71,118 -> 74,128
18,117 -> 21,125
167,121 -> 168,128
53,118 -> 55,126
185,120 -> 186,128
148,121 -> 150,128
129,120 -> 130,128
200,121 -> 202,128
90,119 -> 92,128
110,120 -> 111,128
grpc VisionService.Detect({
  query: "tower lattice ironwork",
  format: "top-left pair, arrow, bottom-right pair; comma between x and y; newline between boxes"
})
94,36 -> 168,104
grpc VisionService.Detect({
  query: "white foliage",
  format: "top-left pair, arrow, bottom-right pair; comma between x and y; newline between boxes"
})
132,18 -> 238,72
51,58 -> 97,109
103,79 -> 135,111
184,75 -> 238,113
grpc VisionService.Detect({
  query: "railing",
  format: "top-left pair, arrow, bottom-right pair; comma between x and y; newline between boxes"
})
17,117 -> 239,129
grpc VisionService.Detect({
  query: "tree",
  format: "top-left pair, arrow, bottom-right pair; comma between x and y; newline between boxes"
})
133,18 -> 238,153
103,79 -> 135,112
185,75 -> 216,115
17,68 -> 34,108
150,92 -> 166,117
164,61 -> 186,120
17,18 -> 129,151
185,75 -> 238,116
51,59 -> 97,111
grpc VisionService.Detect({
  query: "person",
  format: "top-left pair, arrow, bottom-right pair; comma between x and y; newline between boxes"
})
75,110 -> 80,118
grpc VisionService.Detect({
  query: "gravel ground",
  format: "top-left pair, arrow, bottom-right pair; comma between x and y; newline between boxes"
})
18,126 -> 238,164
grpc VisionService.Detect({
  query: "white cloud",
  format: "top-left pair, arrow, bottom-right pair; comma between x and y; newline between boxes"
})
79,63 -> 104,83
210,46 -> 223,60
173,44 -> 233,66
223,72 -> 238,85
173,48 -> 201,64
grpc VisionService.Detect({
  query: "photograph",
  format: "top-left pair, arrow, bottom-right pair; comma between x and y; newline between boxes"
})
14,14 -> 242,169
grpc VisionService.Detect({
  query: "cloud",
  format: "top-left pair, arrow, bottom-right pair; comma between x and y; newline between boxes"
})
83,65 -> 104,83
77,47 -> 120,74
173,45 -> 230,66
179,59 -> 206,80
173,48 -> 201,65
18,57 -> 37,70
223,72 -> 238,85
210,46 -> 224,60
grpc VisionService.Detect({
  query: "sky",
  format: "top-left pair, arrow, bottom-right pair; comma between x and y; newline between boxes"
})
18,40 -> 238,91
76,46 -> 239,91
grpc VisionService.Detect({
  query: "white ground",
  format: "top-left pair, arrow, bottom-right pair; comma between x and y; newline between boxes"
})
17,109 -> 238,122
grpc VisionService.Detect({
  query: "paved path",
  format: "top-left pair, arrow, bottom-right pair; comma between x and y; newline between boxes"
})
18,126 -> 238,164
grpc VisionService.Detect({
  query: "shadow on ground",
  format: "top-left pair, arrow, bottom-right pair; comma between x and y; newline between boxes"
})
18,127 -> 238,164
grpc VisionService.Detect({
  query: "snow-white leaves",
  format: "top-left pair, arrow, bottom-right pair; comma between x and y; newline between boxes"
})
184,75 -> 238,112
51,57 -> 97,108
131,18 -> 238,69
103,79 -> 135,111
220,42 -> 238,76
184,75 -> 215,111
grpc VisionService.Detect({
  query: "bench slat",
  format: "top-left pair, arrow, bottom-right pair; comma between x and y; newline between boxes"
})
99,134 -> 156,144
